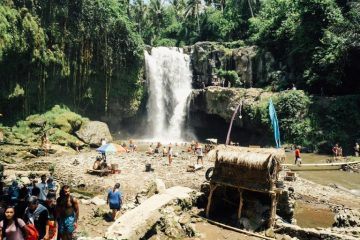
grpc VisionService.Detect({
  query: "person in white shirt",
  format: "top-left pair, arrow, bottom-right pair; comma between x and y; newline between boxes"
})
195,143 -> 204,165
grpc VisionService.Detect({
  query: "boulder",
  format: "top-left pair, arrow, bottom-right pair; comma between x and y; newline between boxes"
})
90,196 -> 107,206
155,178 -> 166,194
76,121 -> 112,147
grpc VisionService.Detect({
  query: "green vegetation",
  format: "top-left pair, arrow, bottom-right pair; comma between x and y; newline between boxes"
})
0,0 -> 144,124
5,105 -> 87,147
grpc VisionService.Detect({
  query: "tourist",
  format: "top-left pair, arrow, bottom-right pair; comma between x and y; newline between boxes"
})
146,144 -> 154,155
24,196 -> 49,240
15,186 -> 29,219
41,132 -> 51,156
168,145 -> 173,166
93,156 -> 102,170
338,146 -> 343,157
56,185 -> 79,240
0,197 -> 6,222
332,144 -> 339,157
8,180 -> 20,205
31,185 -> 41,199
129,139 -> 137,152
101,138 -> 107,160
294,146 -> 301,165
47,177 -> 57,192
162,146 -> 168,157
37,174 -> 49,202
195,143 -> 204,165
45,192 -> 57,240
107,183 -> 123,221
355,142 -> 359,157
292,83 -> 297,90
0,206 -> 28,240
27,179 -> 37,196
154,142 -> 161,154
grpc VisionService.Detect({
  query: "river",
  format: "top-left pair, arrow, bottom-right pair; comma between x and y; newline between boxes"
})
285,152 -> 360,191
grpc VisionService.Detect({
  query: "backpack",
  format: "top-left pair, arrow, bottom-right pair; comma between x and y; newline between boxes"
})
25,224 -> 39,240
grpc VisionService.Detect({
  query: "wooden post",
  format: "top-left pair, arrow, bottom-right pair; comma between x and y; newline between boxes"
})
268,193 -> 276,228
237,189 -> 243,220
206,184 -> 218,218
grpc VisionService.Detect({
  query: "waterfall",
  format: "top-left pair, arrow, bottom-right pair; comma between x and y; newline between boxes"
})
144,47 -> 193,141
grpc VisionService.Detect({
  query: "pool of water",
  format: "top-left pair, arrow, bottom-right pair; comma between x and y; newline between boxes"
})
294,202 -> 335,228
285,152 -> 360,191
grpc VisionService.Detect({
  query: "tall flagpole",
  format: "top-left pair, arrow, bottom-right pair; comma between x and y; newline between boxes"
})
225,100 -> 243,146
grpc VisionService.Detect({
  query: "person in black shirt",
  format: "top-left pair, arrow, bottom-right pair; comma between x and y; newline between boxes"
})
24,196 -> 49,240
15,186 -> 29,219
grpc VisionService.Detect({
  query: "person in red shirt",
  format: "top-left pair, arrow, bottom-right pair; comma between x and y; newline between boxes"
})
295,146 -> 301,165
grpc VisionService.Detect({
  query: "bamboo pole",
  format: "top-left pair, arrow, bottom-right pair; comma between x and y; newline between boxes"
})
237,189 -> 243,220
269,193 -> 277,228
206,183 -> 218,218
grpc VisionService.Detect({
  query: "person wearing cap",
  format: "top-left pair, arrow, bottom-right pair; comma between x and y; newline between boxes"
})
24,196 -> 49,240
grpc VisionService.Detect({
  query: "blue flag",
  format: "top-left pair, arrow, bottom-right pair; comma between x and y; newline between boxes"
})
269,99 -> 281,148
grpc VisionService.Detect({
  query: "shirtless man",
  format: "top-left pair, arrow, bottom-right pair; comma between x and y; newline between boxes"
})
56,185 -> 79,240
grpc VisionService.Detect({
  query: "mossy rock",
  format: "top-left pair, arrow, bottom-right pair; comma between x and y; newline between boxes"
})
48,129 -> 81,146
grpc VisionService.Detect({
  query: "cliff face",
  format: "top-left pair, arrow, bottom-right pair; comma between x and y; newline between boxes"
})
186,42 -> 278,89
189,86 -> 360,153
188,87 -> 276,145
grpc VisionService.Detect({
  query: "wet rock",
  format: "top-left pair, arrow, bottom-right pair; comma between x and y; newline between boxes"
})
76,121 -> 112,147
334,209 -> 360,227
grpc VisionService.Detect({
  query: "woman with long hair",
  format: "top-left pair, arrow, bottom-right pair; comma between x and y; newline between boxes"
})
0,206 -> 28,240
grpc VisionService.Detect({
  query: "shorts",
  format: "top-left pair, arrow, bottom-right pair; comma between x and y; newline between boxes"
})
58,214 -> 76,234
110,203 -> 121,210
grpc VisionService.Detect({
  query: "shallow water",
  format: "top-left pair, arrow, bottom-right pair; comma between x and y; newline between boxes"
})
285,152 -> 360,191
294,202 -> 335,228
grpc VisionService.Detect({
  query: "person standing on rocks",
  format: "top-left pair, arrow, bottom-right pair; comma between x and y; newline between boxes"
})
354,142 -> 359,157
56,185 -> 79,240
107,183 -> 123,221
294,146 -> 301,165
195,143 -> 204,165
168,145 -> 173,166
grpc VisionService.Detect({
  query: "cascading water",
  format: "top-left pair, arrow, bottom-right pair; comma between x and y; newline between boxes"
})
144,47 -> 193,141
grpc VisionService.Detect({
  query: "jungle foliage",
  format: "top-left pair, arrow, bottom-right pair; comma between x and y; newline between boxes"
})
0,0 -> 144,124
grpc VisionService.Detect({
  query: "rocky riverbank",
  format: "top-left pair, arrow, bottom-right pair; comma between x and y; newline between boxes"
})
1,142 -> 360,239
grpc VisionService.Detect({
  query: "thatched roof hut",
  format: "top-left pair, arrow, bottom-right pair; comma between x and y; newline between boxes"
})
207,145 -> 285,192
205,145 -> 286,228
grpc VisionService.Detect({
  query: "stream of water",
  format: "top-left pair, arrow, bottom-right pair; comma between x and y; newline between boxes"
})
285,152 -> 360,191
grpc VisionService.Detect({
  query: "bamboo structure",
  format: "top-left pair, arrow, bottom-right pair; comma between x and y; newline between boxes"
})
205,145 -> 285,229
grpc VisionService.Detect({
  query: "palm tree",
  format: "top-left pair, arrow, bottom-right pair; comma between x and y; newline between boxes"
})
184,0 -> 202,33
133,0 -> 148,35
149,0 -> 165,34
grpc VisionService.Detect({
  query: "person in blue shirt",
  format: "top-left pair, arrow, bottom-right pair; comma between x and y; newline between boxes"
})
107,183 -> 122,221
8,180 -> 19,205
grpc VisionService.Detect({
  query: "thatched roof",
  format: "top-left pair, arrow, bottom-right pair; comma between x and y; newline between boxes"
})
207,145 -> 285,170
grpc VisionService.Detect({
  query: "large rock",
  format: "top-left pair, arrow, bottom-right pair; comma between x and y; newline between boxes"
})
75,121 -> 112,147
105,186 -> 194,240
